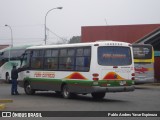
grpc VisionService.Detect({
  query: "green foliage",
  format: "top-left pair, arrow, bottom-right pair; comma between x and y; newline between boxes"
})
69,36 -> 81,44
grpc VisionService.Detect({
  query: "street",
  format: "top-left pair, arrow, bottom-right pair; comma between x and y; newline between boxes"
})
0,83 -> 160,120
0,83 -> 160,111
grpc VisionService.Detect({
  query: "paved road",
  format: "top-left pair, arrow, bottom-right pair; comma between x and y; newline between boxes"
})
0,83 -> 159,111
0,83 -> 160,119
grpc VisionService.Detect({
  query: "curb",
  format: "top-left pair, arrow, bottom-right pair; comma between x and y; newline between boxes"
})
0,99 -> 13,111
135,83 -> 160,86
151,83 -> 160,86
0,104 -> 6,110
0,99 -> 13,103
0,80 -> 6,84
135,84 -> 160,89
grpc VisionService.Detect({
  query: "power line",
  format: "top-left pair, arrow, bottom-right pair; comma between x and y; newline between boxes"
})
0,24 -> 70,44
46,28 -> 68,42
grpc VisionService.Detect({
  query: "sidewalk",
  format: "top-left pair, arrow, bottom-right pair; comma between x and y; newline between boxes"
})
0,104 -> 5,110
0,80 -> 13,110
0,80 -> 6,84
0,100 -> 13,110
135,82 -> 160,89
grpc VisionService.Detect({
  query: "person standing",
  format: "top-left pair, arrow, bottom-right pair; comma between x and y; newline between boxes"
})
11,65 -> 19,95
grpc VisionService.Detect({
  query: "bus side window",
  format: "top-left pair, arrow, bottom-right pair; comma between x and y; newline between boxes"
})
24,51 -> 31,68
45,58 -> 57,69
35,60 -> 41,68
19,51 -> 31,71
66,57 -> 74,70
31,50 -> 43,69
75,47 -> 91,71
59,48 -> 75,71
44,49 -> 59,70
84,56 -> 90,67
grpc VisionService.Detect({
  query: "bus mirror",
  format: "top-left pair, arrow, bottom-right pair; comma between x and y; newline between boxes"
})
0,52 -> 4,55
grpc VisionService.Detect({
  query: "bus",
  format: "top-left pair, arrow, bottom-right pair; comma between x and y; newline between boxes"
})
0,45 -> 31,83
132,44 -> 154,84
18,41 -> 135,99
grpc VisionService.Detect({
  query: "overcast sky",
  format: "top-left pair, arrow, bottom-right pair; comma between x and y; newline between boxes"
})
0,0 -> 160,45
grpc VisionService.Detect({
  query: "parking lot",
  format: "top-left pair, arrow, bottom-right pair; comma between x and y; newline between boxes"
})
0,83 -> 160,111
0,82 -> 160,120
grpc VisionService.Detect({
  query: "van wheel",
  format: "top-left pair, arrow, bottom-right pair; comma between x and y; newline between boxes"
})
91,92 -> 105,100
24,82 -> 35,95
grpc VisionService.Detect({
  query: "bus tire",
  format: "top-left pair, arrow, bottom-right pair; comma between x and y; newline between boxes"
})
62,84 -> 73,99
24,82 -> 35,95
5,73 -> 10,83
91,92 -> 106,100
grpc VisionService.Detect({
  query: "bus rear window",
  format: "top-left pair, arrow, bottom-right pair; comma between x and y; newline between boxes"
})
98,46 -> 132,66
133,45 -> 152,59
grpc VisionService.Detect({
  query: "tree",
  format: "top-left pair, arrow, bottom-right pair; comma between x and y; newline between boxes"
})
69,36 -> 81,44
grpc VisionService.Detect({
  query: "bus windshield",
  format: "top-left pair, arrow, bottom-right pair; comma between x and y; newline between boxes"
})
133,45 -> 152,59
98,46 -> 132,66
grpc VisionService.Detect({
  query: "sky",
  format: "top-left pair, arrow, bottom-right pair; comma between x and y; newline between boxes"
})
0,0 -> 160,46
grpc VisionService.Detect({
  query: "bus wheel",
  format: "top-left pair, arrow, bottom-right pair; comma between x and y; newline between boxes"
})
24,82 -> 35,95
91,92 -> 105,100
5,73 -> 10,83
62,85 -> 72,99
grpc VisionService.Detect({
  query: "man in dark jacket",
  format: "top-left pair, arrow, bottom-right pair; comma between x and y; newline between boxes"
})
11,65 -> 19,95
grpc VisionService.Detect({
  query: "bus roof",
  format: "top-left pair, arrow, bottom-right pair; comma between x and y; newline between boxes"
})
27,40 -> 131,50
0,45 -> 32,52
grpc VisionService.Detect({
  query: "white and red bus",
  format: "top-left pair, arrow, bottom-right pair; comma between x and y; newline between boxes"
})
18,41 -> 135,99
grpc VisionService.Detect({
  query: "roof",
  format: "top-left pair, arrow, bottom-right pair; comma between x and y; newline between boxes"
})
81,24 -> 160,43
0,45 -> 9,50
0,45 -> 32,52
135,27 -> 160,51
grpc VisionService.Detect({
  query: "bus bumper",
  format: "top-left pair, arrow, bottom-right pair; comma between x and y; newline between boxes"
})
92,86 -> 135,93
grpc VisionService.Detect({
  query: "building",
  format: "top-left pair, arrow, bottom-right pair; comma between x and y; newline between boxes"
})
81,24 -> 160,82
0,45 -> 9,50
135,27 -> 160,82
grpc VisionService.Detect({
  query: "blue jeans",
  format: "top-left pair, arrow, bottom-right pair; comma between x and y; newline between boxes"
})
11,80 -> 18,94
